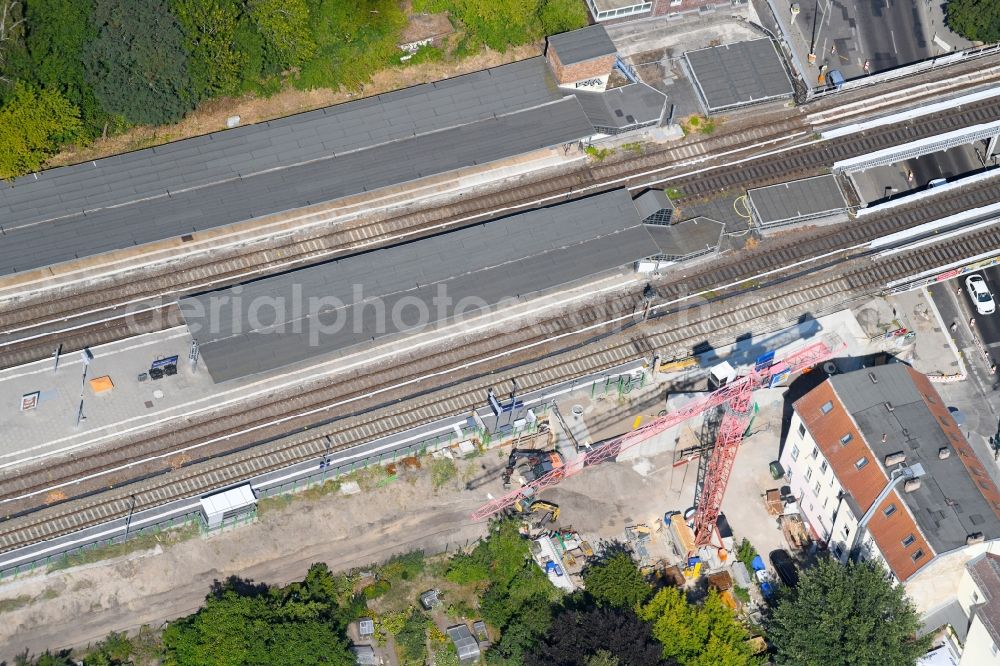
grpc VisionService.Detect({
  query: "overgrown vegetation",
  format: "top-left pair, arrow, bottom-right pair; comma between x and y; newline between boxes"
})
584,144 -> 615,162
0,0 -> 587,179
430,457 -> 458,489
14,519 -> 859,665
48,522 -> 200,571
414,0 -> 585,53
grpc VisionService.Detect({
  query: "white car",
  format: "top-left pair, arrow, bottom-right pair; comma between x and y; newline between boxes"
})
966,275 -> 996,315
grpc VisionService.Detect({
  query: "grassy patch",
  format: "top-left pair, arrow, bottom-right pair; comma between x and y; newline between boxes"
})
733,586 -> 751,604
431,458 -> 458,489
621,141 -> 644,154
48,522 -> 200,572
665,187 -> 684,200
0,594 -> 32,614
584,145 -> 615,162
680,114 -> 717,136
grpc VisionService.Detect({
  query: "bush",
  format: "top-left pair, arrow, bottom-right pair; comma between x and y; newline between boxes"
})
431,458 -> 458,489
381,550 -> 426,581
0,83 -> 82,179
364,579 -> 392,599
395,610 -> 429,665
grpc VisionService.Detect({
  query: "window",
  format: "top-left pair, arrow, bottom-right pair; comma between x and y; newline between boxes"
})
973,590 -> 980,603
911,549 -> 925,562
813,481 -> 822,496
798,423 -> 806,437
820,401 -> 834,414
843,525 -> 851,538
902,534 -> 915,547
840,433 -> 853,446
991,643 -> 998,657
833,545 -> 843,558
810,447 -> 819,460
805,467 -> 813,482
855,457 -> 869,470
820,460 -> 828,474
791,445 -> 800,462
883,504 -> 897,517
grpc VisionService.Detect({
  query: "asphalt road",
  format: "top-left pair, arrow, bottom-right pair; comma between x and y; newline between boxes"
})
964,266 -> 1000,367
793,0 -> 934,78
902,145 -> 983,188
854,0 -> 930,72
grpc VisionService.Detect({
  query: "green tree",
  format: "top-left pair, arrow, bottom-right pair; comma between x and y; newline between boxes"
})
395,610 -> 428,665
526,606 -> 662,666
171,0 -> 249,97
539,0 -> 588,37
946,0 -> 1000,43
162,568 -> 355,666
768,558 -> 931,666
419,0 -> 541,51
84,0 -> 196,125
0,82 -> 81,179
639,587 -> 756,666
581,548 -> 651,609
249,0 -> 315,69
296,0 -> 405,91
0,0 -> 26,90
19,0 -> 112,135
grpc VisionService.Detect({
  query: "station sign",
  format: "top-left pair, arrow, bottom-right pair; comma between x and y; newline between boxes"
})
151,355 -> 179,369
20,391 -> 40,411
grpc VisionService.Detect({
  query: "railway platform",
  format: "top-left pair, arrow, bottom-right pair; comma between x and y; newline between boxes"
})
0,327 -> 206,471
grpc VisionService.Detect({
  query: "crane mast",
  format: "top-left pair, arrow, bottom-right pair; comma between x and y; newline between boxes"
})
472,336 -> 843,550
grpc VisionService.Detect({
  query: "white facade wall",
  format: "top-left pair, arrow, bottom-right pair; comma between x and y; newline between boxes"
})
961,619 -> 1000,666
780,409 -> 892,573
780,410 -> 845,542
957,569 -> 985,618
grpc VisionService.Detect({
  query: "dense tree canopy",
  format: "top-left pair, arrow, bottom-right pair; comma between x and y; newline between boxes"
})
768,558 -> 931,666
161,565 -> 356,666
527,606 -> 663,666
946,0 -> 1000,43
639,587 -> 758,666
1,0 -> 587,178
84,0 -> 196,125
581,547 -> 651,609
0,82 -> 81,178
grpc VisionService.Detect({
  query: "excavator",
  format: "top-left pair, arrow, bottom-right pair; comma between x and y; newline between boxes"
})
512,498 -> 560,520
502,448 -> 565,488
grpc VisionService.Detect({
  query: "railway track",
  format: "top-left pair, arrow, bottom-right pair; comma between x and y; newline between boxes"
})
1,137 -> 998,521
3,220 -> 998,553
2,82 -> 1000,369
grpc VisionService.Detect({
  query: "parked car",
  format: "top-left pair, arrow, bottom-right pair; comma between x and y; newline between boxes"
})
769,549 -> 799,587
966,274 -> 996,315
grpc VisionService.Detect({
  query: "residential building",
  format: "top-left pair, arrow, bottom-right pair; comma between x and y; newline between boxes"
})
779,363 -> 1000,583
921,553 -> 1000,665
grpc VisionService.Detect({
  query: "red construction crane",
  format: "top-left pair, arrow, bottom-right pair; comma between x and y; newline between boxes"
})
472,336 -> 843,549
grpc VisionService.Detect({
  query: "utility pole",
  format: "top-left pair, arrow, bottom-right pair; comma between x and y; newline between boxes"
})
123,495 -> 137,542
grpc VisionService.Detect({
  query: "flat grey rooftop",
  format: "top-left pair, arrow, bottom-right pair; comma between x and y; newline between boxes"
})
831,364 -> 1000,555
574,83 -> 666,131
633,189 -> 673,223
644,217 -> 725,259
684,39 -> 793,112
182,190 -> 656,383
0,58 -> 596,275
747,174 -> 846,226
547,25 -> 617,65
